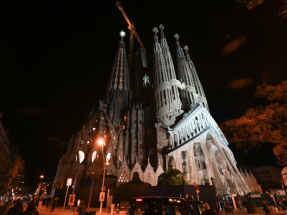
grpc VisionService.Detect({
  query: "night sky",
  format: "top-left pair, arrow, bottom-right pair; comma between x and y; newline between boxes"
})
1,0 -> 287,188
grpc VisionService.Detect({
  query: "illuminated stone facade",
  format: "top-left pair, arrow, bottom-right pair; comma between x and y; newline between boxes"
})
53,25 -> 252,196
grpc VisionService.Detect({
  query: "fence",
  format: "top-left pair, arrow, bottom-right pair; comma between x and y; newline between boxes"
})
54,185 -> 217,209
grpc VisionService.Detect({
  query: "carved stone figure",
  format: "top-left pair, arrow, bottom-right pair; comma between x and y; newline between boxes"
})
143,74 -> 150,87
194,142 -> 203,156
181,151 -> 189,175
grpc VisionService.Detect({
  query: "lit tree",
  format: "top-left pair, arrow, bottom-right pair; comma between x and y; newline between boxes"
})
86,154 -> 104,210
157,169 -> 187,185
0,143 -> 12,196
220,81 -> 287,165
236,0 -> 287,19
0,157 -> 25,205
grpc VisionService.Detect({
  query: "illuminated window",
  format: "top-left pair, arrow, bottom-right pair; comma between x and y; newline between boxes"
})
111,115 -> 113,120
106,153 -> 111,163
92,151 -> 97,162
123,125 -> 125,130
79,151 -> 85,163
76,155 -> 77,161
124,116 -> 126,122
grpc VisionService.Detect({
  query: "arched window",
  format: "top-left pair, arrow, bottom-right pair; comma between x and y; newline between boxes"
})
79,151 -> 85,163
106,153 -> 111,163
92,151 -> 97,162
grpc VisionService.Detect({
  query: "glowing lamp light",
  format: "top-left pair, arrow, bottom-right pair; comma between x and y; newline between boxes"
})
87,141 -> 89,144
93,128 -> 96,131
98,139 -> 104,146
136,199 -> 143,202
40,175 -> 44,179
105,162 -> 110,166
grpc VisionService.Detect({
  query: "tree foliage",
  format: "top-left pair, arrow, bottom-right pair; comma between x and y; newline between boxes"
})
236,0 -> 287,19
157,169 -> 187,185
0,157 -> 25,205
86,154 -> 104,182
220,81 -> 287,165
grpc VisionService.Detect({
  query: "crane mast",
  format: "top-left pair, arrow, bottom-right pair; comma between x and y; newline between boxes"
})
116,1 -> 147,79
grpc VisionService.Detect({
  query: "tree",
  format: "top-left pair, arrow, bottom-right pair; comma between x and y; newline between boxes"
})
0,156 -> 25,205
220,81 -> 287,165
157,169 -> 188,185
0,143 -> 12,196
86,155 -> 104,210
236,0 -> 287,19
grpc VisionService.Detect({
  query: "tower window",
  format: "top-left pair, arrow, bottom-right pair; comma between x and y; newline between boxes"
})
79,151 -> 85,163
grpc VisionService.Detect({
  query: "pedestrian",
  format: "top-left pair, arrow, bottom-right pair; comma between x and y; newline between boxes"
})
5,199 -> 23,215
22,201 -> 39,215
77,199 -> 81,206
279,201 -> 286,211
219,201 -> 224,210
51,197 -> 55,212
215,202 -> 219,215
202,203 -> 216,215
35,198 -> 39,209
263,201 -> 271,215
46,197 -> 51,207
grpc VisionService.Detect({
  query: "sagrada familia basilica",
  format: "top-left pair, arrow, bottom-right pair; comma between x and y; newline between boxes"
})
52,25 -> 261,195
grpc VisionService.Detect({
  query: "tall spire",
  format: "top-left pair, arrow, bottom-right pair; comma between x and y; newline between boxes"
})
105,31 -> 131,124
184,45 -> 209,111
158,25 -> 183,117
152,27 -> 176,128
175,34 -> 196,110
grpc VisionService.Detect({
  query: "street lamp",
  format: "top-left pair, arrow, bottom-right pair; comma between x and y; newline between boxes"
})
38,175 -> 44,198
98,138 -> 109,215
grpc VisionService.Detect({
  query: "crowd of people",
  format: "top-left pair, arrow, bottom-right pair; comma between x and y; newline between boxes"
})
2,196 -> 60,215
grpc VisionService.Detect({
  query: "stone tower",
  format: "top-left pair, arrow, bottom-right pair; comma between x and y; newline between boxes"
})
184,46 -> 209,111
105,32 -> 132,125
175,34 -> 196,111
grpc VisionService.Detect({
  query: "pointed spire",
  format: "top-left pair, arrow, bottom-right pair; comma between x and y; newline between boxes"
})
159,24 -> 176,80
105,31 -> 131,123
184,46 -> 206,98
175,34 -> 194,87
152,27 -> 168,87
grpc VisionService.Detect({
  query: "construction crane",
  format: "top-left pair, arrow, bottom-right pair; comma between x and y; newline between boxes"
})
116,1 -> 147,72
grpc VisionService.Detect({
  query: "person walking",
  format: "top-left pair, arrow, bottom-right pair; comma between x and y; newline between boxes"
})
77,199 -> 81,207
35,198 -> 39,209
46,197 -> 51,207
263,201 -> 271,215
22,201 -> 39,215
51,198 -> 55,212
279,201 -> 286,211
202,203 -> 216,215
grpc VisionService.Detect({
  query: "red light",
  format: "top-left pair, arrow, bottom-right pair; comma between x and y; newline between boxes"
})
136,199 -> 142,202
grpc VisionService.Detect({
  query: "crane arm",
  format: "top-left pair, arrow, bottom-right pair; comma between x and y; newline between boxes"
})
116,1 -> 146,51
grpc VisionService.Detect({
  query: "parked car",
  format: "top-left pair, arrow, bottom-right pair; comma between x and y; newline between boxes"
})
184,199 -> 204,215
128,196 -> 191,215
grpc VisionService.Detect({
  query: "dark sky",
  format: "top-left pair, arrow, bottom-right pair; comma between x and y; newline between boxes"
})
1,0 -> 287,187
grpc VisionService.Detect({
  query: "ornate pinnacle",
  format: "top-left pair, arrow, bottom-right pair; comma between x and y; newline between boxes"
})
152,27 -> 159,42
183,45 -> 189,55
120,30 -> 126,38
159,24 -> 165,38
152,27 -> 158,35
174,34 -> 180,47
174,34 -> 179,41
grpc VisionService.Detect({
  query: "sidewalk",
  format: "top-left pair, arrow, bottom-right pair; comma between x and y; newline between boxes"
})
38,206 -> 110,215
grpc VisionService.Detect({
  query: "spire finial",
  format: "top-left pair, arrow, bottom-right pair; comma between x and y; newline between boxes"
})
159,24 -> 165,38
174,34 -> 180,47
174,34 -> 179,40
152,27 -> 159,42
183,45 -> 189,56
120,30 -> 126,38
